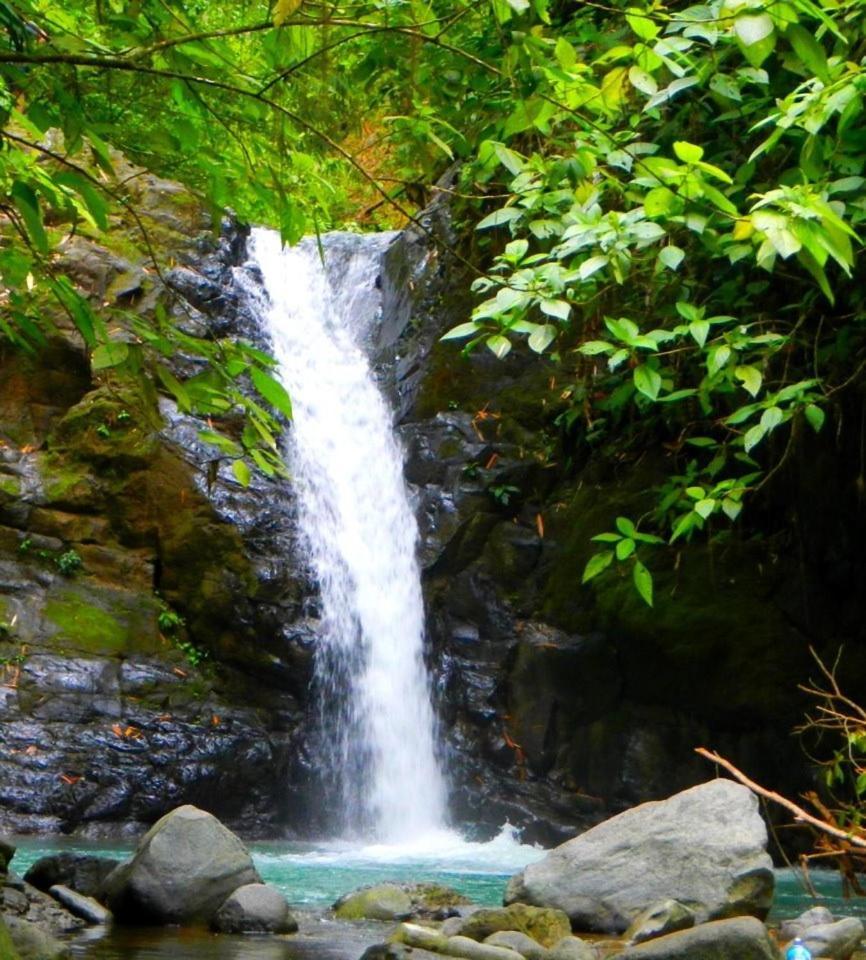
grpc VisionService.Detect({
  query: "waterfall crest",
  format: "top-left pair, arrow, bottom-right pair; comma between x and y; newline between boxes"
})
246,228 -> 447,841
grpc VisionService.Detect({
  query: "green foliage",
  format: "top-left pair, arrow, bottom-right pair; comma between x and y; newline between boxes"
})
582,516 -> 663,606
438,0 -> 866,605
55,549 -> 82,576
156,601 -> 185,636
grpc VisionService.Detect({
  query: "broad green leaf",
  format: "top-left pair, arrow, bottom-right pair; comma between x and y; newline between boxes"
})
735,365 -> 762,397
695,498 -> 716,519
634,364 -> 662,400
579,256 -> 608,280
633,560 -> 653,606
626,7 -> 660,40
232,459 -> 251,487
628,66 -> 658,96
91,342 -> 129,370
760,406 -> 783,431
486,335 -> 512,359
250,366 -> 293,420
477,207 -> 523,230
734,12 -> 774,46
579,340 -> 615,356
658,246 -> 684,271
528,324 -> 557,353
644,187 -> 678,217
540,300 -> 570,321
722,498 -> 742,520
805,404 -> 825,433
442,322 -> 481,341
591,532 -> 622,543
743,423 -> 766,453
673,141 -> 704,163
199,430 -> 243,458
616,516 -> 637,537
616,537 -> 636,560
11,182 -> 48,254
582,550 -> 614,583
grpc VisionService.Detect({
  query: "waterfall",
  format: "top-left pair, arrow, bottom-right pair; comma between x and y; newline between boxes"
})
245,227 -> 447,842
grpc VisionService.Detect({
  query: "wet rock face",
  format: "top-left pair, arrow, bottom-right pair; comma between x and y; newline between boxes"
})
0,162 -> 308,838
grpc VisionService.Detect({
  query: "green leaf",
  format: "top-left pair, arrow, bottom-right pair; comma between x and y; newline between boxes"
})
625,7 -> 659,40
616,537 -> 636,560
232,459 -> 251,487
658,246 -> 685,271
616,516 -> 637,537
735,365 -> 762,397
442,322 -> 481,341
156,365 -> 191,412
744,423 -> 766,453
91,342 -> 130,370
644,187 -> 678,217
540,300 -> 570,321
591,532 -> 622,543
694,498 -> 716,520
805,404 -> 825,433
628,66 -> 658,96
722,498 -> 742,521
582,550 -> 614,583
477,207 -> 522,230
686,486 -> 706,500
10,181 -> 48,254
786,24 -> 829,81
634,364 -> 662,400
673,141 -> 704,164
689,320 -> 710,347
250,367 -> 293,420
528,324 -> 557,353
198,429 -> 243,458
486,335 -> 512,359
734,12 -> 774,46
579,340 -> 614,356
760,406 -> 783,432
633,560 -> 653,606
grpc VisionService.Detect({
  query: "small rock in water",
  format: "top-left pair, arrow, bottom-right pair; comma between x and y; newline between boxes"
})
360,944 -> 413,960
212,883 -> 298,934
390,922 -> 449,952
484,930 -> 547,960
456,904 -> 571,948
611,916 -> 780,959
445,934 -> 526,960
5,915 -> 70,960
334,884 -> 413,921
779,906 -> 834,942
794,917 -> 864,960
547,936 -> 596,960
625,900 -> 695,944
25,854 -> 119,901
48,886 -> 111,926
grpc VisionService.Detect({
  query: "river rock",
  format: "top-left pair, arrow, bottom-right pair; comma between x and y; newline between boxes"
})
103,804 -> 260,924
334,884 -> 412,921
391,922 -> 449,952
457,904 -> 571,947
47,886 -> 110,926
0,839 -> 15,874
610,917 -> 779,960
506,780 -> 773,933
484,931 -> 547,960
547,936 -> 596,960
4,917 -> 69,960
795,917 -> 864,960
625,901 -> 695,944
779,906 -> 834,941
445,935 -> 525,960
211,883 -> 298,934
25,855 -> 118,900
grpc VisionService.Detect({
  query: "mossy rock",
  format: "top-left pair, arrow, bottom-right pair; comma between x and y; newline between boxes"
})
333,884 -> 412,921
0,473 -> 20,500
42,584 -> 161,656
0,917 -> 20,960
456,904 -> 571,948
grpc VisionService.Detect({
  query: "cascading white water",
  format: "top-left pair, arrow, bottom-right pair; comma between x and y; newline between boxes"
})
245,227 -> 447,842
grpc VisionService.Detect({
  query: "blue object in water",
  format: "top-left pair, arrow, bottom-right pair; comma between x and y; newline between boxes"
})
786,938 -> 813,960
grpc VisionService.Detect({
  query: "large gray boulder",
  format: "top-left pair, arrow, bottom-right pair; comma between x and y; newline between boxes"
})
103,805 -> 261,925
610,917 -> 779,960
506,780 -> 773,934
211,883 -> 297,934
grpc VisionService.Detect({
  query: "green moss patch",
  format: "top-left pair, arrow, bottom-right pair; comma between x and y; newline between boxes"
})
43,586 -> 161,656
